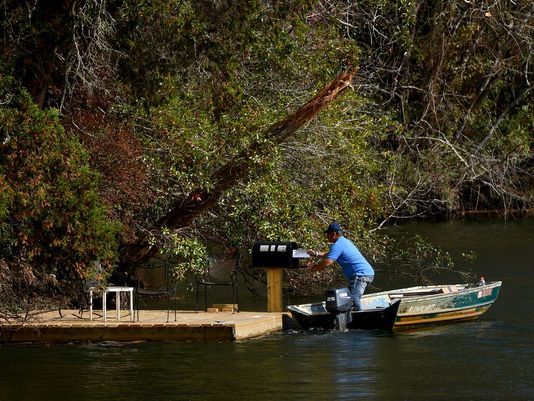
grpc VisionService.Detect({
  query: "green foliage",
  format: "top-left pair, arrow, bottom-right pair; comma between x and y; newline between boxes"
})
149,228 -> 208,280
127,0 -> 371,231
335,0 -> 533,214
1,0 -> 531,307
0,82 -> 120,315
383,234 -> 476,285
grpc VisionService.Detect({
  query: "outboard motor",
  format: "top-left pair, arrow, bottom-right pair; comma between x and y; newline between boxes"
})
325,288 -> 353,331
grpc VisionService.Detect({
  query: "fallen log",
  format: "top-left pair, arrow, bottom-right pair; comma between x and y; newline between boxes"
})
120,67 -> 358,270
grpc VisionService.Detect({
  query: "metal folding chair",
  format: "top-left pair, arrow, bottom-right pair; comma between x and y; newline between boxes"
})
134,259 -> 178,322
195,253 -> 240,312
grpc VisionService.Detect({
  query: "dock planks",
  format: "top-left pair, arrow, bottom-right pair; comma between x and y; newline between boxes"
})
0,310 -> 285,343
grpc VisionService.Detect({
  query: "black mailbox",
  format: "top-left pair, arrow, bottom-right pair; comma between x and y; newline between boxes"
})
252,241 -> 309,269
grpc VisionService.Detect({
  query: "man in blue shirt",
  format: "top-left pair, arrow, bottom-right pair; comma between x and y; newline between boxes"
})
308,222 -> 374,311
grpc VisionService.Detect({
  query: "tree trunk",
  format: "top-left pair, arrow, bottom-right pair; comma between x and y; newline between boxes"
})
119,68 -> 358,270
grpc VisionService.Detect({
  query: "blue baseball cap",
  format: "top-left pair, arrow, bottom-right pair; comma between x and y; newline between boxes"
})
325,222 -> 342,233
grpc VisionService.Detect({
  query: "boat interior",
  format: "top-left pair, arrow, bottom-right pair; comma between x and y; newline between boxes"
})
288,284 -> 474,316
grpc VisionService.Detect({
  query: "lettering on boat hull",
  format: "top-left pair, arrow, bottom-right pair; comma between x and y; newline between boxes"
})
400,304 -> 437,314
394,305 -> 492,327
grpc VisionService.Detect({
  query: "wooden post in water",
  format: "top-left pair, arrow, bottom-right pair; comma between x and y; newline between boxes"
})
266,268 -> 283,312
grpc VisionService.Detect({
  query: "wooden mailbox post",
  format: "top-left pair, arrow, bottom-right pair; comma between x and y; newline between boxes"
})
266,268 -> 283,312
252,242 -> 309,312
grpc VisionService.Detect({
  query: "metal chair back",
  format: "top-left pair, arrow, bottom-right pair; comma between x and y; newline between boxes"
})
196,253 -> 240,312
134,259 -> 177,322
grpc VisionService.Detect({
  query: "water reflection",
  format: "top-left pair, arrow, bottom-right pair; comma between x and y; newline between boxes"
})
329,333 -> 379,400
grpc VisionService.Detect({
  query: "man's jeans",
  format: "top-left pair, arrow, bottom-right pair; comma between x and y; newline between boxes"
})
348,275 -> 374,311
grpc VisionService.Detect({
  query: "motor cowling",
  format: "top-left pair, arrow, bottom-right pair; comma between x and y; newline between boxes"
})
325,288 -> 353,332
325,288 -> 354,313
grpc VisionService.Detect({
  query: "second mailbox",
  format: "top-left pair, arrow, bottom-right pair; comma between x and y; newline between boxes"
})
252,241 -> 309,269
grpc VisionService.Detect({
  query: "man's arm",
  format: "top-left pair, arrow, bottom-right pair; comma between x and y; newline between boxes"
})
307,249 -> 326,258
307,257 -> 334,272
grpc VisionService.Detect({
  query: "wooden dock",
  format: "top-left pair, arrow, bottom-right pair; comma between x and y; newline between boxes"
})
0,309 -> 289,343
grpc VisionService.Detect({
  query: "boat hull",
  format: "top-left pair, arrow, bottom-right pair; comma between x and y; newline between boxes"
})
287,281 -> 502,331
350,299 -> 400,331
287,300 -> 400,331
389,282 -> 501,328
395,304 -> 492,327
